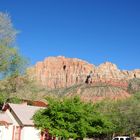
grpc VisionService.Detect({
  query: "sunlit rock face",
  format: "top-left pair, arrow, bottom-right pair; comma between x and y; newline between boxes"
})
27,56 -> 140,89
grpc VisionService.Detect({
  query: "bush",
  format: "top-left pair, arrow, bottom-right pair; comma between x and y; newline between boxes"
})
127,78 -> 140,94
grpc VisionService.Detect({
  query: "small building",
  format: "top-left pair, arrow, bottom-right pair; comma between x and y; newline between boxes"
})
0,103 -> 46,140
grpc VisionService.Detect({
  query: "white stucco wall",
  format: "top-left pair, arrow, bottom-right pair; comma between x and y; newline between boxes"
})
21,126 -> 41,140
6,110 -> 19,126
1,107 -> 42,140
0,125 -> 13,140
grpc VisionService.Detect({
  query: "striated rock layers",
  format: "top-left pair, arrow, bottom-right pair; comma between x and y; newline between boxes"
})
28,56 -> 140,89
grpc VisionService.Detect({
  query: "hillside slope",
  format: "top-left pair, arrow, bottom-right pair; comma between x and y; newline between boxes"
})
26,56 -> 140,101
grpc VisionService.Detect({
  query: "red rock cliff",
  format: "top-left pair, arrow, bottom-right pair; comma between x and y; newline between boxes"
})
27,56 -> 140,89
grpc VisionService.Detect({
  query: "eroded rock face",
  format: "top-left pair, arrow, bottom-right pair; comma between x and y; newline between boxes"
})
27,56 -> 140,89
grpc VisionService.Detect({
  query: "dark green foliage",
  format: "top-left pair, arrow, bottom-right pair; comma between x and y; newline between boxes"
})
33,97 -> 113,139
0,92 -> 8,108
6,97 -> 22,104
96,92 -> 140,136
114,96 -> 140,135
0,93 -> 22,109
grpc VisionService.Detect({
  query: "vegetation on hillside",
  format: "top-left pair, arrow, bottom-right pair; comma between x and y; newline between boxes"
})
127,78 -> 140,94
95,92 -> 140,137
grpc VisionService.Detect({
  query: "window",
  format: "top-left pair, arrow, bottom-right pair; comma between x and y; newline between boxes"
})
120,138 -> 124,140
114,138 -> 119,140
126,138 -> 131,140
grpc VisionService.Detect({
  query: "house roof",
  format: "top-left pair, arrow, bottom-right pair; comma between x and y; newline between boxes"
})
7,103 -> 44,126
22,100 -> 48,107
0,112 -> 13,125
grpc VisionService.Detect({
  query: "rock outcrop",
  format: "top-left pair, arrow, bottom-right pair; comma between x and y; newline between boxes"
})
27,56 -> 140,89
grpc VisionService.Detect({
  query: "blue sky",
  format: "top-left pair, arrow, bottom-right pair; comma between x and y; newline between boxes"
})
0,0 -> 140,70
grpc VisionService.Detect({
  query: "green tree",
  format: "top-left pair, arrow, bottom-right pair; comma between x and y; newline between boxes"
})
95,93 -> 140,136
0,12 -> 27,78
0,92 -> 8,108
33,97 -> 113,139
0,45 -> 26,78
0,12 -> 28,103
119,93 -> 140,136
6,97 -> 22,104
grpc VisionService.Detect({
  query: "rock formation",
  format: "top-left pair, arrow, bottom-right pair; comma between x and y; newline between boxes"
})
27,56 -> 140,89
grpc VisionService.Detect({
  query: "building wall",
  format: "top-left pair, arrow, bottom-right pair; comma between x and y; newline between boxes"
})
21,126 -> 41,140
1,107 -> 42,140
5,109 -> 21,140
0,125 -> 13,140
6,110 -> 20,126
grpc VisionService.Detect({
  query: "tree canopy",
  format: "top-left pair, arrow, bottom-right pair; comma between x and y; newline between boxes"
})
95,92 -> 140,136
33,97 -> 114,139
0,12 -> 28,104
0,12 -> 27,78
0,12 -> 17,46
0,45 -> 26,78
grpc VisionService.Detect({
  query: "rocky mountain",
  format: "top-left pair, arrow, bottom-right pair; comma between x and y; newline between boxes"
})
27,56 -> 140,89
27,56 -> 140,101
